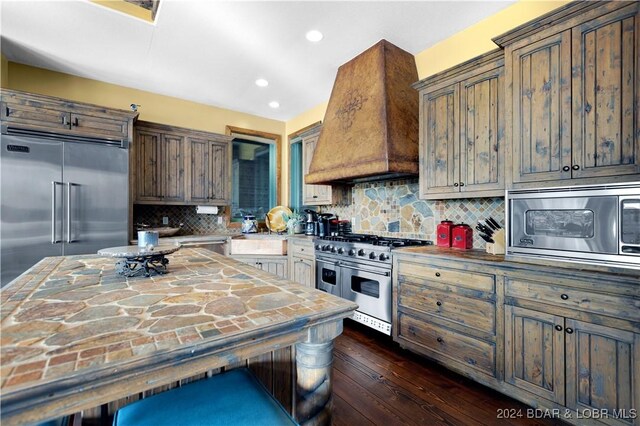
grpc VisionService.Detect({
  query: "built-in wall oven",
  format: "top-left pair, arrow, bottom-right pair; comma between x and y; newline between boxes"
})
507,182 -> 640,270
315,234 -> 432,335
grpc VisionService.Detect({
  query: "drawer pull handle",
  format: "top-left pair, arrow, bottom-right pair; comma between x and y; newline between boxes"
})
436,301 -> 442,306
565,328 -> 574,334
300,248 -> 304,251
560,294 -> 569,300
436,337 -> 444,343
435,272 -> 441,277
555,325 -> 563,331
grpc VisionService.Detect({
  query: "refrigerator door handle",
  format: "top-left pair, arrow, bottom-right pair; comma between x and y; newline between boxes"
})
66,182 -> 79,243
51,181 -> 62,244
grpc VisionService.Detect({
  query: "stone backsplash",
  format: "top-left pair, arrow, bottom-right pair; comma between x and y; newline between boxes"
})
318,179 -> 505,249
133,205 -> 237,236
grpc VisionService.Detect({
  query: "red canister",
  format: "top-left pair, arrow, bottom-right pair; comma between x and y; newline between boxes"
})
436,220 -> 454,247
452,224 -> 473,249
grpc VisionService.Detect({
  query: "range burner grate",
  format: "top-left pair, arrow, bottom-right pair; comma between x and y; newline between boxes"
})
318,233 -> 432,247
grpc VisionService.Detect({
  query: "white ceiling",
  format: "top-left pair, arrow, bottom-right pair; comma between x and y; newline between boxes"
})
1,0 -> 514,121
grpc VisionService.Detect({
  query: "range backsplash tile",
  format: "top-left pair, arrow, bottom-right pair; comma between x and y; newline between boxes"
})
133,205 -> 236,236
318,179 -> 505,249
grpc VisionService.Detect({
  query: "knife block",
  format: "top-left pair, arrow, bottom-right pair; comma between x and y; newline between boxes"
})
485,229 -> 505,255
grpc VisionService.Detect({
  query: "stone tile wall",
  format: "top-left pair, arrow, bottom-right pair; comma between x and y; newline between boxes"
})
133,205 -> 234,236
318,179 -> 505,249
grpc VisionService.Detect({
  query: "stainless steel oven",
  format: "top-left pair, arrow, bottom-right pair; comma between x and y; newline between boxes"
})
507,183 -> 640,269
314,234 -> 431,335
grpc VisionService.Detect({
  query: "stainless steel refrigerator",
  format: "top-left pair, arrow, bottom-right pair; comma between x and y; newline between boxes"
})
1,129 -> 129,286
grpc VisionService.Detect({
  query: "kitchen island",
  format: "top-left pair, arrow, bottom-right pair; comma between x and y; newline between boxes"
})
0,248 -> 357,425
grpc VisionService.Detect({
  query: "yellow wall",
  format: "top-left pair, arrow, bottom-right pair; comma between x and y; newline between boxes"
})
1,54 -> 8,88
285,0 -> 572,135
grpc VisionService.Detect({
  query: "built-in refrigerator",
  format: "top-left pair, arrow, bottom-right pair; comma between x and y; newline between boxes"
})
1,128 -> 129,286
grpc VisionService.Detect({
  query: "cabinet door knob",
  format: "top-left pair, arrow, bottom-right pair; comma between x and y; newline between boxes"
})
435,272 -> 441,277
555,325 -> 563,331
436,337 -> 444,343
566,328 -> 574,334
313,195 -> 318,198
572,165 -> 580,171
436,301 -> 442,306
562,166 -> 570,172
453,183 -> 459,187
560,294 -> 569,300
459,182 -> 465,187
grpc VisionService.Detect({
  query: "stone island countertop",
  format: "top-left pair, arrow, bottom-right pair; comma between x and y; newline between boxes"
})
0,248 -> 357,425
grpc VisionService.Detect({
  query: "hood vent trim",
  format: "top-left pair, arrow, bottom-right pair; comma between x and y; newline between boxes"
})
305,39 -> 419,185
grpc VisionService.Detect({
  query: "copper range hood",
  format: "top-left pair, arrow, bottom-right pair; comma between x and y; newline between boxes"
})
305,39 -> 419,185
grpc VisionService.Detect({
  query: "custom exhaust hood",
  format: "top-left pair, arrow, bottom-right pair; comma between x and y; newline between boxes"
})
305,39 -> 419,185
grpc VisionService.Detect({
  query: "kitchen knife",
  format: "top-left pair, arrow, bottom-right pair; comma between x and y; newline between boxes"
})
488,217 -> 501,229
476,223 -> 493,236
484,219 -> 498,231
478,233 -> 494,243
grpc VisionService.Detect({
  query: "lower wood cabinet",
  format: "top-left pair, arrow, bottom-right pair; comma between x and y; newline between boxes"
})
505,304 -> 639,425
287,238 -> 315,288
230,255 -> 288,279
393,248 -> 639,426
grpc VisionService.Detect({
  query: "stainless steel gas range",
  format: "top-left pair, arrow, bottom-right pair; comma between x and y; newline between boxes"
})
314,234 -> 432,335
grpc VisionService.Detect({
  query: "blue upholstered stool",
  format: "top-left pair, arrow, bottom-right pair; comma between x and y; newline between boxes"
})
113,368 -> 298,426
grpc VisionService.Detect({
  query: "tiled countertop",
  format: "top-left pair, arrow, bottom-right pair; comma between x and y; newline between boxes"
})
0,248 -> 356,395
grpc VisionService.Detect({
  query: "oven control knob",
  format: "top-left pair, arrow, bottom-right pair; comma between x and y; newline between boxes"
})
337,247 -> 345,254
379,253 -> 389,261
322,245 -> 330,251
330,246 -> 336,253
369,252 -> 377,260
348,249 -> 356,256
315,244 -> 322,250
357,249 -> 365,256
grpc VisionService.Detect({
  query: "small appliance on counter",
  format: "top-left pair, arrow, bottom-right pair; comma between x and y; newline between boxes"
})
451,224 -> 473,250
241,215 -> 258,233
137,231 -> 159,248
436,220 -> 454,247
304,209 -> 318,236
317,213 -> 336,237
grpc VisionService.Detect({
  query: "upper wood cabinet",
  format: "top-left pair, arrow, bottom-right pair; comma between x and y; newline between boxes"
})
0,89 -> 137,143
187,136 -> 231,205
300,125 -> 351,206
494,1 -> 640,188
132,121 -> 231,205
414,49 -> 505,199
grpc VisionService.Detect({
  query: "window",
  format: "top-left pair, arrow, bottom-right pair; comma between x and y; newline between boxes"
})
231,138 -> 276,221
289,138 -> 303,212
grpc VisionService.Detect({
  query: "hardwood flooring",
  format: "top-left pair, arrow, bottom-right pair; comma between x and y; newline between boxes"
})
332,321 -> 564,426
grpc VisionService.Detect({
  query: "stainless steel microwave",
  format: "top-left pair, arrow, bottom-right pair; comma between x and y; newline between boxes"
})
506,183 -> 640,270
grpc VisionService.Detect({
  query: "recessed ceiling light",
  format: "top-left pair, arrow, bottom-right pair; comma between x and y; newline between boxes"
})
255,78 -> 269,87
269,101 -> 280,109
305,30 -> 323,42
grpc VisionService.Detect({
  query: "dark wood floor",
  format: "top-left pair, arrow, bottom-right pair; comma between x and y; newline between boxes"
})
332,321 -> 564,426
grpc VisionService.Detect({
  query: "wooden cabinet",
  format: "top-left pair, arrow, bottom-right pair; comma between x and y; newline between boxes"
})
1,89 -> 136,143
504,305 -> 565,404
134,126 -> 185,203
187,136 -> 230,205
393,257 -> 500,382
287,238 -> 315,288
132,121 -> 232,205
230,255 -> 288,279
495,1 -> 640,188
504,273 -> 640,425
300,126 -> 351,206
414,49 -> 505,199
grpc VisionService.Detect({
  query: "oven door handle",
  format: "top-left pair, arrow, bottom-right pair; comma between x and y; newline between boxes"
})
338,262 -> 390,277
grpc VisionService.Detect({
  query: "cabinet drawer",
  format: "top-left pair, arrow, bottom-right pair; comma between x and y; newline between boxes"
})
397,312 -> 496,377
288,239 -> 314,258
2,102 -> 70,131
71,113 -> 128,140
505,278 -> 640,322
396,260 -> 495,293
398,282 -> 496,334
